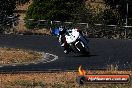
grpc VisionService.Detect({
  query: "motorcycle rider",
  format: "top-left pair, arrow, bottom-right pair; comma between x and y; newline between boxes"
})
58,26 -> 88,54
58,26 -> 70,54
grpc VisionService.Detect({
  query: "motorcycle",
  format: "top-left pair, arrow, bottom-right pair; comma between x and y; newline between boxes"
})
59,28 -> 90,55
52,27 -> 90,55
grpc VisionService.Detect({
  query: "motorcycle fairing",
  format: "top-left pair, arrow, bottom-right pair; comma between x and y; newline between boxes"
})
65,29 -> 79,44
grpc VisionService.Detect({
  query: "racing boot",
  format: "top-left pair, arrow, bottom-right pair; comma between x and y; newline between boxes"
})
63,42 -> 70,54
64,49 -> 69,54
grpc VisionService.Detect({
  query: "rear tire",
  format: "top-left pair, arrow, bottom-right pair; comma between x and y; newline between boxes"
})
75,41 -> 90,55
75,41 -> 85,52
83,50 -> 90,56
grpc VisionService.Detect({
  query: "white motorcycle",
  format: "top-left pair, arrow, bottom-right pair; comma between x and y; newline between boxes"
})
60,28 -> 90,55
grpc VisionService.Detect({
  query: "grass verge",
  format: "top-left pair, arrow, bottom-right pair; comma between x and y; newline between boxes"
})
0,47 -> 43,65
0,71 -> 132,88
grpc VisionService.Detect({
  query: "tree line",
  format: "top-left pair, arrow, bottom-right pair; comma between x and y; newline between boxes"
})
0,0 -> 132,33
26,0 -> 132,26
0,0 -> 30,33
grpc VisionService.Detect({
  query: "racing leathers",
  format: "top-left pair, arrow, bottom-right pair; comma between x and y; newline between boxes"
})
59,28 -> 70,54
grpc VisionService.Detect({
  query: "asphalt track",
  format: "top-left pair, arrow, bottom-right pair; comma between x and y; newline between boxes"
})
0,35 -> 132,72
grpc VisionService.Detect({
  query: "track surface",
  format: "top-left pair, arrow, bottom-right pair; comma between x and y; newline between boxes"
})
0,35 -> 132,72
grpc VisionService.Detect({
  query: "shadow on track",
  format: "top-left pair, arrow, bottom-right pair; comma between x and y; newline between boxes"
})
65,52 -> 98,57
74,54 -> 98,57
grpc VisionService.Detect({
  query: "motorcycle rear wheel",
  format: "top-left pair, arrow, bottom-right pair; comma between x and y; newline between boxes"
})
75,41 -> 90,55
